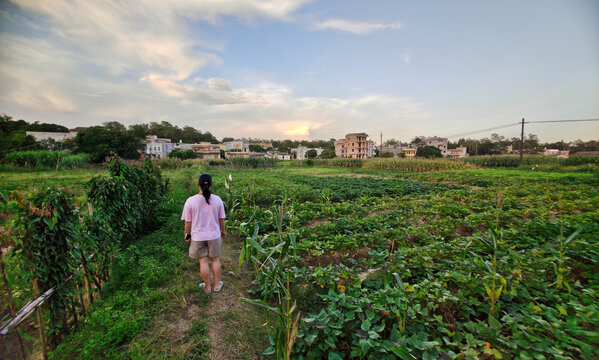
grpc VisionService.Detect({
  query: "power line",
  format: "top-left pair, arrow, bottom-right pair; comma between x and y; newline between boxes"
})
525,118 -> 599,124
446,122 -> 521,139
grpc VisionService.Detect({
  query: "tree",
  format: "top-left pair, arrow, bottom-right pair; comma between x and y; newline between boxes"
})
381,151 -> 394,158
384,138 -> 400,146
1,130 -> 38,157
306,149 -> 318,159
74,126 -> 141,162
222,137 -> 234,143
416,145 -> 442,158
411,136 -> 426,147
128,123 -> 150,140
169,149 -> 196,159
103,121 -> 126,132
249,144 -> 266,152
320,149 -> 336,159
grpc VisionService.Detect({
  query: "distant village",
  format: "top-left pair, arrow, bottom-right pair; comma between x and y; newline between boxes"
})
24,128 -> 585,161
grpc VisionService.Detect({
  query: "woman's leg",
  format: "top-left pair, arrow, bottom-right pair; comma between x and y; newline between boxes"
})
210,257 -> 222,290
199,257 -> 212,291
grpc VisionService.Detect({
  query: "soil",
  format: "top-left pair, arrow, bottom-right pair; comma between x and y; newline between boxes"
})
301,247 -> 371,267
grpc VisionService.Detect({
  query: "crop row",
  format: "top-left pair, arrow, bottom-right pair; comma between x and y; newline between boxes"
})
230,168 -> 599,359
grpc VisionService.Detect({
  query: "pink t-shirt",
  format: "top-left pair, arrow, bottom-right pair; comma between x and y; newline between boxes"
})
181,194 -> 225,241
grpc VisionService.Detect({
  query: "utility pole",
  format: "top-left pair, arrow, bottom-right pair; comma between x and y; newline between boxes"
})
380,132 -> 383,157
519,118 -> 525,166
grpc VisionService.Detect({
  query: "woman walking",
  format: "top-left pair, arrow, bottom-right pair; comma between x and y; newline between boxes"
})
181,173 -> 226,293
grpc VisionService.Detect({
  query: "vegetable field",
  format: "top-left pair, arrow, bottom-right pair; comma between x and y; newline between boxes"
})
1,162 -> 598,359
220,166 -> 599,359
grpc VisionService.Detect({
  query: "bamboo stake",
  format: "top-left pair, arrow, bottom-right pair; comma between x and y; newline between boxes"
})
31,278 -> 48,360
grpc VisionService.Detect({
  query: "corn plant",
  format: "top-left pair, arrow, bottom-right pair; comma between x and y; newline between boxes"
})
242,277 -> 300,360
477,187 -> 506,318
549,193 -> 583,292
386,273 -> 408,333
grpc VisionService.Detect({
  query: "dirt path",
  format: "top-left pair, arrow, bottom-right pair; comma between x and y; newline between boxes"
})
194,239 -> 269,360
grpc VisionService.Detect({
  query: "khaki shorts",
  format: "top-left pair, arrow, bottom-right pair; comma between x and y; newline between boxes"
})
189,238 -> 223,259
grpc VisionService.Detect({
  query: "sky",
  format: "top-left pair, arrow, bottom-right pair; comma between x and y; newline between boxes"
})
0,0 -> 598,143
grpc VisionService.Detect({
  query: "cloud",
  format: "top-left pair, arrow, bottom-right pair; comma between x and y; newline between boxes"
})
403,54 -> 411,64
8,0 -> 309,80
140,74 -> 265,105
316,19 -> 404,34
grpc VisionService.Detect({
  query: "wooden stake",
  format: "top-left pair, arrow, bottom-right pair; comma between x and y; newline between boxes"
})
32,278 -> 48,360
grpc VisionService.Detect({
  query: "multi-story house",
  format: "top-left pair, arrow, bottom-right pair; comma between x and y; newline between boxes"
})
379,145 -> 403,157
145,135 -> 175,158
448,147 -> 469,159
402,148 -> 417,159
335,133 -> 371,159
224,140 -> 249,152
425,137 -> 449,156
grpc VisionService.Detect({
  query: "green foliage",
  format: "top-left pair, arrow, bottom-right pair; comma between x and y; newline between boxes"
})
249,144 -> 267,152
320,149 -> 336,159
87,159 -> 168,246
307,158 -> 477,171
464,155 -> 599,167
73,126 -> 141,162
169,149 -> 197,160
380,151 -> 394,158
10,189 -> 80,345
229,166 -> 599,359
228,157 -> 278,168
416,145 -> 442,159
306,149 -> 318,159
3,150 -> 91,169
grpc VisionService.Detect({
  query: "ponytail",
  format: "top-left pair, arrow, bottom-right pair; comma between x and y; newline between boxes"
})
198,174 -> 212,204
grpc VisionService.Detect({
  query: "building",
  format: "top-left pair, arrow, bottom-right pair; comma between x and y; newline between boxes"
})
191,143 -> 221,159
448,147 -> 469,159
272,152 -> 291,160
290,146 -> 324,160
225,151 -> 250,159
402,148 -> 417,159
145,135 -> 176,158
379,145 -> 402,157
335,133 -> 371,159
25,131 -> 76,142
224,140 -> 249,152
425,137 -> 449,156
544,148 -> 569,157
250,141 -> 273,150
366,140 -> 376,158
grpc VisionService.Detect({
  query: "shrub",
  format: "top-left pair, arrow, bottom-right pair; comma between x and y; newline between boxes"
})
463,155 -> 599,168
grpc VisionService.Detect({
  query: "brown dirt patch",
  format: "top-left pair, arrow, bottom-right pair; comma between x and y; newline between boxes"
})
454,225 -> 473,237
301,247 -> 371,267
203,241 -> 268,360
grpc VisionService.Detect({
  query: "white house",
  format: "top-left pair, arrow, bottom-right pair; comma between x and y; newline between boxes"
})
25,131 -> 76,142
290,146 -> 324,160
224,140 -> 249,152
448,147 -> 469,159
145,135 -> 176,158
273,152 -> 291,160
425,137 -> 449,156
